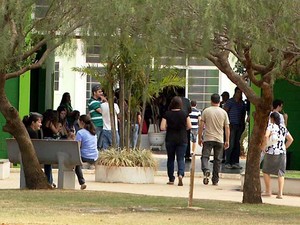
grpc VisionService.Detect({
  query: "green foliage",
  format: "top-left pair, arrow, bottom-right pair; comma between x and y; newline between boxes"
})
0,0 -> 92,76
97,148 -> 157,169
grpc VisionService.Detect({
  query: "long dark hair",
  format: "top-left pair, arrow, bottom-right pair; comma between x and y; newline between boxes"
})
60,92 -> 71,105
79,115 -> 96,135
23,112 -> 43,127
270,112 -> 281,126
57,105 -> 67,125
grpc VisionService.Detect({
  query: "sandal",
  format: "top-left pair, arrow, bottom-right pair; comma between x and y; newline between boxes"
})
276,195 -> 283,199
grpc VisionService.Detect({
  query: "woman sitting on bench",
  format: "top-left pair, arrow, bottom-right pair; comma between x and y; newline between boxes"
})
74,115 -> 98,190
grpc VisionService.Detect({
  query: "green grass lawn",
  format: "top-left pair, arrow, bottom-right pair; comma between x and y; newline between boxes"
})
285,170 -> 300,179
0,190 -> 300,225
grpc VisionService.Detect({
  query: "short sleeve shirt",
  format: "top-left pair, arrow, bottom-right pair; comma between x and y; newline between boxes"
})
224,98 -> 246,125
201,106 -> 229,143
266,123 -> 289,155
76,129 -> 98,160
163,110 -> 188,144
189,107 -> 201,129
88,97 -> 103,127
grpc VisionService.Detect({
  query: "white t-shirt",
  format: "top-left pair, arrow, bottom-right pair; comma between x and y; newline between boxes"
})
101,102 -> 120,130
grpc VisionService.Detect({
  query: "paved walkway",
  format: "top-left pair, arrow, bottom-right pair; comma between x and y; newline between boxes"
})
1,154 -> 300,208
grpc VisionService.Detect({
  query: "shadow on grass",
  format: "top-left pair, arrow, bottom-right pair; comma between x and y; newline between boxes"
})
0,190 -> 300,225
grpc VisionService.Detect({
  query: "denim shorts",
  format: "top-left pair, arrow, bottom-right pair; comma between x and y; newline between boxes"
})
190,128 -> 198,142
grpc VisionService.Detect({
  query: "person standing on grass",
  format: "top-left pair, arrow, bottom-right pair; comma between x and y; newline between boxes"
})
75,115 -> 99,190
198,94 -> 230,186
261,112 -> 293,199
160,96 -> 192,186
189,100 -> 201,154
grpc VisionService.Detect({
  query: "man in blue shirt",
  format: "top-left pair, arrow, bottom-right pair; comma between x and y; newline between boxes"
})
224,87 -> 246,169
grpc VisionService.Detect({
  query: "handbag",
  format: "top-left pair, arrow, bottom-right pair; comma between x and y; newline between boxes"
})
266,132 -> 279,147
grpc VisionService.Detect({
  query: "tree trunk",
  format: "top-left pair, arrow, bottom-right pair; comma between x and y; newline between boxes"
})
0,73 -> 50,189
125,84 -> 132,150
107,82 -> 117,147
119,66 -> 125,149
242,97 -> 272,203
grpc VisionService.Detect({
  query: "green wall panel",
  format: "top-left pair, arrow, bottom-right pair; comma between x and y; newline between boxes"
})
0,78 -> 19,158
274,80 -> 300,170
19,71 -> 31,118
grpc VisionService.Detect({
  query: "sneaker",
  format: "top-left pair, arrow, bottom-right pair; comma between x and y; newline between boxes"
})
80,184 -> 87,190
225,164 -> 233,169
203,170 -> 210,185
232,163 -> 243,169
212,182 -> 218,186
167,181 -> 174,185
52,183 -> 57,188
178,175 -> 183,186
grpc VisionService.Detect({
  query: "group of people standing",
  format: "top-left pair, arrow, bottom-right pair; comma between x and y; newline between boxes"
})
22,84 -> 294,197
161,87 -> 293,199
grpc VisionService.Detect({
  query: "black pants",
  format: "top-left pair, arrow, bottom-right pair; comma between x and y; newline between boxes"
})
185,129 -> 191,158
75,157 -> 96,185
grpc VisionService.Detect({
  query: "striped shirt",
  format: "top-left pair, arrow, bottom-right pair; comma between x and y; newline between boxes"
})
224,98 -> 246,125
189,107 -> 201,129
88,97 -> 103,127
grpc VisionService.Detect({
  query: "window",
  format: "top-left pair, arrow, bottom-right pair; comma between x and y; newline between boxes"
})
86,45 -> 101,63
54,62 -> 60,91
188,69 -> 219,110
35,0 -> 49,19
85,67 -> 105,113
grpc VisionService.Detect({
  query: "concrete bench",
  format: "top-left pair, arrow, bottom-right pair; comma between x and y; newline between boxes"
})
6,138 -> 82,189
0,159 -> 10,179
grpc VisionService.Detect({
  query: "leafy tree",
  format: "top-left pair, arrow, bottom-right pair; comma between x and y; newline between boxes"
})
79,0 -> 185,150
0,0 -> 92,189
161,0 -> 300,203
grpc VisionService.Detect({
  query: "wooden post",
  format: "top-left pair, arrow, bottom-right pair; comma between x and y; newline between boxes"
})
188,153 -> 196,207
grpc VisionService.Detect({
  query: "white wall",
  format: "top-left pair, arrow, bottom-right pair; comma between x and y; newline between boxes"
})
54,39 -> 87,114
54,41 -> 238,114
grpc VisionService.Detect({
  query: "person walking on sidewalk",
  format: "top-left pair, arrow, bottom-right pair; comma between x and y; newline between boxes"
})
160,96 -> 192,186
189,100 -> 201,154
198,93 -> 230,185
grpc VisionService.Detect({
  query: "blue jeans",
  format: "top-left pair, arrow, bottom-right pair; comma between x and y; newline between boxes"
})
166,142 -> 187,182
96,126 -> 103,149
132,124 -> 139,149
225,124 -> 244,165
102,129 -> 120,150
44,164 -> 53,184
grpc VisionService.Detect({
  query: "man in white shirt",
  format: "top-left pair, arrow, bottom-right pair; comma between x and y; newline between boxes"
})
101,98 -> 120,150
